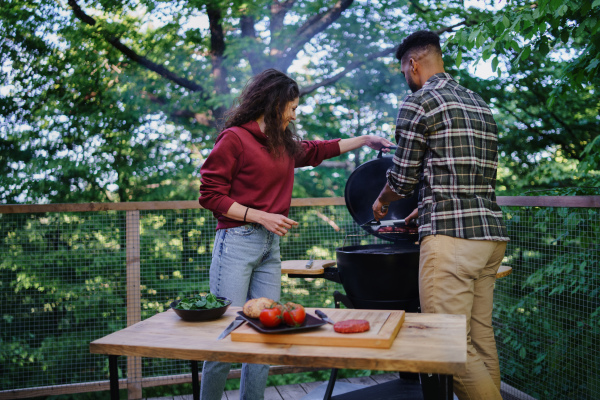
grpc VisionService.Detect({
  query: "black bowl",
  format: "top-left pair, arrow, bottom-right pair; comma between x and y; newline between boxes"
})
170,297 -> 232,322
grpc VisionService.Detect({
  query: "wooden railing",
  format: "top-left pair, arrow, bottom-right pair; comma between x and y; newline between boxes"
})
1,196 -> 598,215
1,195 -> 599,400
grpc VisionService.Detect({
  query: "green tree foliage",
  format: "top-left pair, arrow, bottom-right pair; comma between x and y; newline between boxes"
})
448,0 -> 600,193
0,0 -> 481,203
2,0 -> 598,201
451,0 -> 600,103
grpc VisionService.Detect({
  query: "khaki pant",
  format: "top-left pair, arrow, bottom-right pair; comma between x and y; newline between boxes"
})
419,235 -> 507,400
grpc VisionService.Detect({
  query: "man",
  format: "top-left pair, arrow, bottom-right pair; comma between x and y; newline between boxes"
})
372,30 -> 510,400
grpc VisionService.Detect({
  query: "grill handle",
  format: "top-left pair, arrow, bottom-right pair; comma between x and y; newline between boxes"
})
377,145 -> 398,159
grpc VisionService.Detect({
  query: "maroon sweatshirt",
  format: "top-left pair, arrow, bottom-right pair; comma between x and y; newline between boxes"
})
199,121 -> 341,230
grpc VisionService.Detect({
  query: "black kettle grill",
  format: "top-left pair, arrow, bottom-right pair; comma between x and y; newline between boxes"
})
302,149 -> 443,400
315,148 -> 422,312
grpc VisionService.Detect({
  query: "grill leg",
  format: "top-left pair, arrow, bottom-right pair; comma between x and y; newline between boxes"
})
333,290 -> 354,309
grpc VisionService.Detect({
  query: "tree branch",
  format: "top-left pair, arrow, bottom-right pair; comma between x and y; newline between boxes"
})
270,0 -> 297,58
207,3 -> 229,96
436,21 -> 469,35
141,91 -> 214,127
409,0 -> 429,14
240,15 -> 266,74
277,0 -> 354,71
298,23 -> 468,96
299,46 -> 395,96
68,0 -> 206,95
207,2 -> 229,120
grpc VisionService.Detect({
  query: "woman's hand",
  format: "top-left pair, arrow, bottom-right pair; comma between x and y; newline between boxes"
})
251,210 -> 298,237
338,136 -> 395,154
363,135 -> 395,152
224,202 -> 297,236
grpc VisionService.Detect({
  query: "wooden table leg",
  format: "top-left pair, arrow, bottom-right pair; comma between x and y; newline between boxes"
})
109,355 -> 119,400
191,361 -> 200,400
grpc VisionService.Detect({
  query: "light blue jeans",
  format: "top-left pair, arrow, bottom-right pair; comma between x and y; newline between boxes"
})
200,224 -> 281,400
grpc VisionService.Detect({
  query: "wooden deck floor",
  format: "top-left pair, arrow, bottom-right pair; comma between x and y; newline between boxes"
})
151,373 -> 399,400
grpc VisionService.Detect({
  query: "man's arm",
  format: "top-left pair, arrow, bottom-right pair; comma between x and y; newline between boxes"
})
372,183 -> 404,220
372,97 -> 428,220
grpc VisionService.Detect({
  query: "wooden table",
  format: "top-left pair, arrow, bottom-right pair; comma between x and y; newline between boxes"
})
90,307 -> 465,400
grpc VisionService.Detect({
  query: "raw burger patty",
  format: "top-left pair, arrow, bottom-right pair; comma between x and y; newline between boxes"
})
333,319 -> 370,333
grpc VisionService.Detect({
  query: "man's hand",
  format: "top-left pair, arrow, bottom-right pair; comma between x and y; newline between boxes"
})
372,198 -> 390,221
404,208 -> 418,225
372,183 -> 403,221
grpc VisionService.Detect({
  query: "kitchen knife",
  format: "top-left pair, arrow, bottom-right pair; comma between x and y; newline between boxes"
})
315,310 -> 335,325
217,317 -> 245,340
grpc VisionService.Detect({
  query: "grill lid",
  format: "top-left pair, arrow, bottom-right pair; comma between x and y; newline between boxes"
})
344,149 -> 419,242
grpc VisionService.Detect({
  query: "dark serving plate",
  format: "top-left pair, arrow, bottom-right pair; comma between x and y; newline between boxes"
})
170,297 -> 232,322
237,311 -> 326,334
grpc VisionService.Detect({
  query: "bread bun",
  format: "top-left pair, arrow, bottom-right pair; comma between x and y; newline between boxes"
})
243,297 -> 275,318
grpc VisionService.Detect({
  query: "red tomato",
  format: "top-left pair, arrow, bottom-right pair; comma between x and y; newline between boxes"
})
282,302 -> 306,327
259,306 -> 282,328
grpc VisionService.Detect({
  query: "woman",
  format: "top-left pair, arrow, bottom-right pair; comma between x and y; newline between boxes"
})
198,69 -> 393,400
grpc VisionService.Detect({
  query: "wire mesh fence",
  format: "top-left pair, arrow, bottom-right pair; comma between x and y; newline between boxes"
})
1,200 -> 598,400
494,205 -> 599,400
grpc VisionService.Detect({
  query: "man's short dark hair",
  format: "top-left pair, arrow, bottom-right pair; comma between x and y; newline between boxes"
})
395,30 -> 442,62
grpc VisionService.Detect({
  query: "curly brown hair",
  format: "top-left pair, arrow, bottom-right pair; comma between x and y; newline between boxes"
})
221,69 -> 302,158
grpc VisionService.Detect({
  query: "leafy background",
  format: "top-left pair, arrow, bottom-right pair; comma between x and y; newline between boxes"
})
1,0 -> 600,399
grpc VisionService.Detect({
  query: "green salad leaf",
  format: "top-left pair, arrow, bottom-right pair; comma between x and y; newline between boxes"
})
175,293 -> 228,310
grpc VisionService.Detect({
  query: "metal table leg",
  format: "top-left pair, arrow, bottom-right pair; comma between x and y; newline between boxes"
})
420,373 -> 454,400
323,368 -> 338,400
321,291 -> 345,399
191,361 -> 200,400
109,355 -> 119,400
439,374 -> 453,400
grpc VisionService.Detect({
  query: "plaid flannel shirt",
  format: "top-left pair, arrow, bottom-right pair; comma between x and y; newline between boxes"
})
387,73 -> 509,241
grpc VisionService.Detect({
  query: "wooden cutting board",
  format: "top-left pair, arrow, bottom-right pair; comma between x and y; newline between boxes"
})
230,308 -> 405,349
281,260 -> 336,275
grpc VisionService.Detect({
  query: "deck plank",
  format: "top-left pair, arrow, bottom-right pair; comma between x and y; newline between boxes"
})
299,380 -> 325,393
159,373 -> 407,400
275,383 -> 307,399
224,388 -> 239,399
344,376 -> 378,386
371,372 -> 399,384
264,386 -> 284,399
